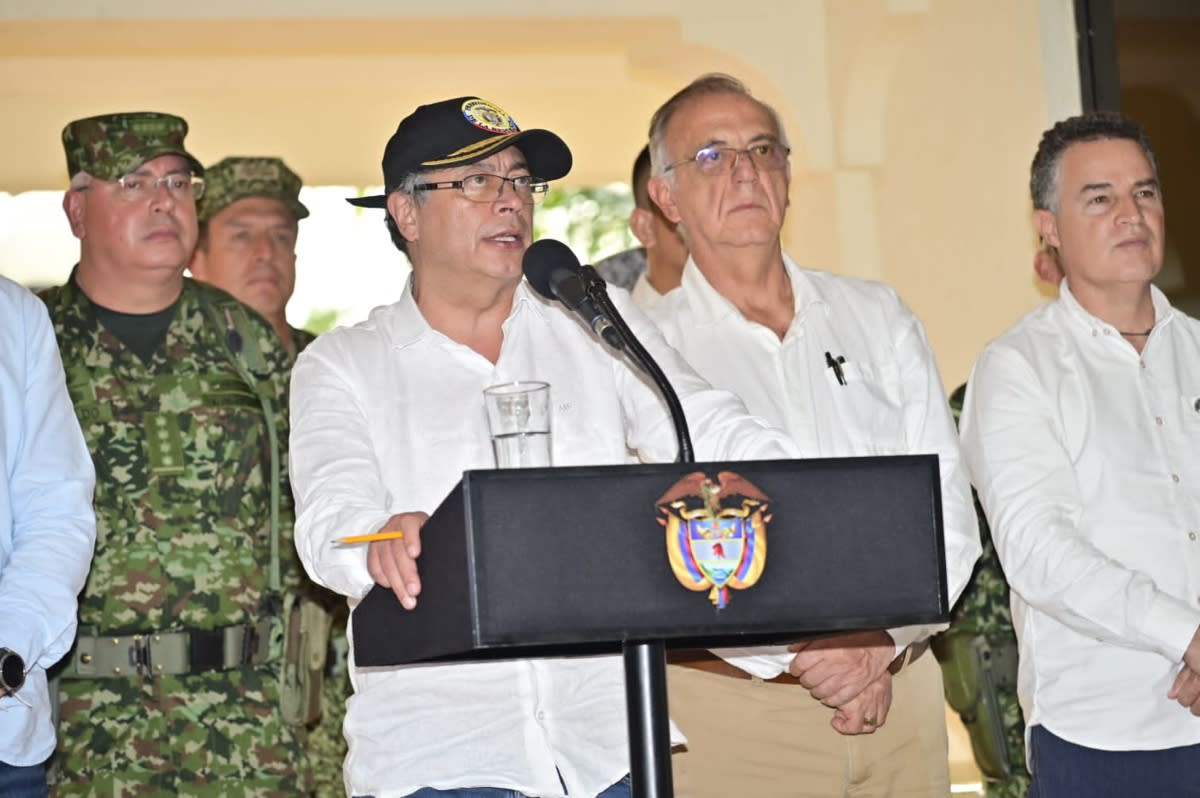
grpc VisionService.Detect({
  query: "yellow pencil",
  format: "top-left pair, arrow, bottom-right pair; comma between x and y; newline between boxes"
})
337,530 -> 406,545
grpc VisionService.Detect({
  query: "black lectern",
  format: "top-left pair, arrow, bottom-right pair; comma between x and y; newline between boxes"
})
353,455 -> 949,793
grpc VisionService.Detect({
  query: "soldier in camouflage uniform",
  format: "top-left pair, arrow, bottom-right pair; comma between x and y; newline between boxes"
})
192,157 -> 316,356
938,384 -> 1030,798
191,155 -> 349,797
43,112 -> 312,796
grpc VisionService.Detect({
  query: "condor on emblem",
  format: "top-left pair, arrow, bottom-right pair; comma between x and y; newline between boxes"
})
656,471 -> 771,609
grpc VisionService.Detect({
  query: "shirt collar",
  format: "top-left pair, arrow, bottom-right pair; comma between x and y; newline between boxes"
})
387,273 -> 547,349
678,251 -> 826,327
1058,278 -> 1177,338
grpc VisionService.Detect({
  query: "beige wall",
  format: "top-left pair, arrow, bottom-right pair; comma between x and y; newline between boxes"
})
0,0 -> 1080,387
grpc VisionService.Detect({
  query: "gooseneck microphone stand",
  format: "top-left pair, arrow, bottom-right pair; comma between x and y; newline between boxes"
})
579,264 -> 691,798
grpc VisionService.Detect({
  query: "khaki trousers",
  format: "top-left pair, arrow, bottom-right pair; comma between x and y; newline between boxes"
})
668,653 -> 950,798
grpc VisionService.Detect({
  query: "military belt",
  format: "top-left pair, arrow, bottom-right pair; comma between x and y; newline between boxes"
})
62,620 -> 273,679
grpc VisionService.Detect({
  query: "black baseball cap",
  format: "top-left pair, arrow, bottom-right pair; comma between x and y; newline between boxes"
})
347,96 -> 572,208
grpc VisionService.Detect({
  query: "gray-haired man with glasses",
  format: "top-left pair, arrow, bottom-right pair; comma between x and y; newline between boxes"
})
40,111 -> 313,793
643,74 -> 980,797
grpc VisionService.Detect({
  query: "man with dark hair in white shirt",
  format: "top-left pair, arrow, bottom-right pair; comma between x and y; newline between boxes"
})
960,111 -> 1200,797
643,72 -> 980,797
288,94 -> 799,798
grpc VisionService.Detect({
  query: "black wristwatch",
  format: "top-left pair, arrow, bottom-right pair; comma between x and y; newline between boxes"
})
0,648 -> 25,696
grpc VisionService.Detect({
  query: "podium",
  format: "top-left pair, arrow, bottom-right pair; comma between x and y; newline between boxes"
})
352,455 -> 949,793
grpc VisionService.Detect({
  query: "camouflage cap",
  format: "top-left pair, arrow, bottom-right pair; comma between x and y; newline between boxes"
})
62,111 -> 204,181
198,156 -> 309,223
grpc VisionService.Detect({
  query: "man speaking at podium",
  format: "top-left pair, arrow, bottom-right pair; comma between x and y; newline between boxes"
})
288,95 -> 800,798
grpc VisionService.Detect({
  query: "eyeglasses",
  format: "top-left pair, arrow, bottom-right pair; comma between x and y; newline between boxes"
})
664,142 -> 790,176
111,173 -> 205,202
413,173 -> 550,205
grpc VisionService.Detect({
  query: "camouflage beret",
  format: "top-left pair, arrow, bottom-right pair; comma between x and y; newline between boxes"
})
62,111 -> 204,181
198,156 -> 309,223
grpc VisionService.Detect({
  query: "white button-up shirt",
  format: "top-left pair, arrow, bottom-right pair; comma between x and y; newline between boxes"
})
960,280 -> 1200,751
289,276 -> 798,798
647,256 -> 981,677
629,272 -> 664,312
0,276 -> 96,766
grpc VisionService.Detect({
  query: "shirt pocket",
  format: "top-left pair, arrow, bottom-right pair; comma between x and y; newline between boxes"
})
826,359 -> 905,454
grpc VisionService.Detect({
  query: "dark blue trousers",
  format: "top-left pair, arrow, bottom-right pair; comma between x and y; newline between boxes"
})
0,761 -> 48,798
1028,724 -> 1200,798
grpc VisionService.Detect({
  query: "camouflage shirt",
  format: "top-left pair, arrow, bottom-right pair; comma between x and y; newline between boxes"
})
41,275 -> 311,796
292,325 -> 316,355
946,384 -> 1029,797
947,385 -> 1016,639
41,276 -> 301,632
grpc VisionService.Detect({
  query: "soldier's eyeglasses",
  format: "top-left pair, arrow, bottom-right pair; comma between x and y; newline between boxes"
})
664,142 -> 790,176
112,172 -> 206,202
413,173 -> 550,205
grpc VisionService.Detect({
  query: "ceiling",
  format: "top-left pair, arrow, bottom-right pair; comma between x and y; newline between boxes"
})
0,16 -> 697,192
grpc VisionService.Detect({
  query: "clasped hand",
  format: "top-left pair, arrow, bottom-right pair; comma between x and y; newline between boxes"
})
787,629 -> 898,735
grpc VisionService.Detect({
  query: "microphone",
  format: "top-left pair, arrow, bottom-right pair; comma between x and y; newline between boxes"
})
524,237 -> 692,798
523,239 -> 623,349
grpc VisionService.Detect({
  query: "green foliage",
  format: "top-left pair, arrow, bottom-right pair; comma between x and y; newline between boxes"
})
534,183 -> 636,263
298,184 -> 636,329
302,307 -> 342,335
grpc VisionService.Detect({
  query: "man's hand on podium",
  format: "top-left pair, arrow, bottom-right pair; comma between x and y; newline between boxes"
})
785,629 -> 896,708
367,511 -> 429,609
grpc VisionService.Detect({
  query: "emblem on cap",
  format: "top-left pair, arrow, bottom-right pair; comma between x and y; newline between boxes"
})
461,99 -> 519,135
657,471 -> 771,609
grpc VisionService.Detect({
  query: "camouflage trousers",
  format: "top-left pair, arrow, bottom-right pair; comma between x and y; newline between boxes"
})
51,668 -> 311,797
982,690 -> 1030,798
307,607 -> 350,798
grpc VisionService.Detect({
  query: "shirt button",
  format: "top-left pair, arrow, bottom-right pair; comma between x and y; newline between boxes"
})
1172,474 -> 1181,483
1194,398 -> 1200,413
535,710 -> 546,721
1092,330 -> 1098,337
1140,361 -> 1147,369
1190,532 -> 1197,541
1155,417 -> 1164,426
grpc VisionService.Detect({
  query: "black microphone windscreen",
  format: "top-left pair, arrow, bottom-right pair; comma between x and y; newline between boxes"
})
522,238 -> 581,299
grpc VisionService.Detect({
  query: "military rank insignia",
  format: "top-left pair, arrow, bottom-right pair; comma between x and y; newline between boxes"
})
657,471 -> 771,609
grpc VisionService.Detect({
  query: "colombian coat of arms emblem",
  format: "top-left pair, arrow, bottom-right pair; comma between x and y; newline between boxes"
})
656,471 -> 771,609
